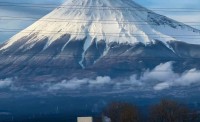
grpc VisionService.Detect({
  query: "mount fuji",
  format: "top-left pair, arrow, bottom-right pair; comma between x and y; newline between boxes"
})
0,0 -> 200,81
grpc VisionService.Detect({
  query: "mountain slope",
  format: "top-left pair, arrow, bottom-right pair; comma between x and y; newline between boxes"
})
0,0 -> 200,80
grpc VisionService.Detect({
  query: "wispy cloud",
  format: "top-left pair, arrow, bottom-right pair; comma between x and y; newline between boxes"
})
0,78 -> 13,88
47,76 -> 113,91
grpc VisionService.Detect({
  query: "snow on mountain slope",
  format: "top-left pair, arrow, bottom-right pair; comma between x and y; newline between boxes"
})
0,0 -> 200,53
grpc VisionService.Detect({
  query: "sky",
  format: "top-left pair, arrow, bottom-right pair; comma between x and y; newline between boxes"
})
0,0 -> 200,43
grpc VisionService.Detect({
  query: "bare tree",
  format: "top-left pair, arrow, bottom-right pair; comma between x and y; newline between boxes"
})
149,99 -> 199,122
104,102 -> 140,122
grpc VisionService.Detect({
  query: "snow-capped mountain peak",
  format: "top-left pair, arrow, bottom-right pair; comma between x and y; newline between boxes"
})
1,0 -> 200,52
1,0 -> 200,80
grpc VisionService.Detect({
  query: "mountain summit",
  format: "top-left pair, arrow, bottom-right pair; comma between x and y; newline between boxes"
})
0,0 -> 200,80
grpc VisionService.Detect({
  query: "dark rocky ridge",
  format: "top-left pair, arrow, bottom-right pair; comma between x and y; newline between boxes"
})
0,34 -> 200,81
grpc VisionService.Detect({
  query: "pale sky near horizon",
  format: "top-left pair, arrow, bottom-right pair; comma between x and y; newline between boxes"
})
0,0 -> 200,43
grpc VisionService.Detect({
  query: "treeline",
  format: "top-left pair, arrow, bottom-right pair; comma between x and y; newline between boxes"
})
95,99 -> 200,122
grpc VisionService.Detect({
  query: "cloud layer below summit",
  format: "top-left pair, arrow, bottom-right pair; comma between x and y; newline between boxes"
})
0,61 -> 200,92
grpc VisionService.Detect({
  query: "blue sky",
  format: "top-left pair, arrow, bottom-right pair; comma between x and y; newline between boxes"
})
0,0 -> 200,43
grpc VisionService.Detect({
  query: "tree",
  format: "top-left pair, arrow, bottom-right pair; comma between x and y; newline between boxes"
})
104,102 -> 140,122
149,99 -> 199,122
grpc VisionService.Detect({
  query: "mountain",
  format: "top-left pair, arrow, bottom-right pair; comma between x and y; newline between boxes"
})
0,0 -> 200,80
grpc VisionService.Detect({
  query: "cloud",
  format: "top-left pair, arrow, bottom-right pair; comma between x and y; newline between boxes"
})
1,63 -> 200,93
111,62 -> 200,91
175,69 -> 200,85
48,79 -> 87,90
115,75 -> 143,88
0,78 -> 13,88
88,76 -> 112,87
0,78 -> 26,91
48,76 -> 112,91
47,75 -> 144,91
150,63 -> 200,90
153,69 -> 200,90
141,62 -> 177,82
44,62 -> 200,92
154,82 -> 171,91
